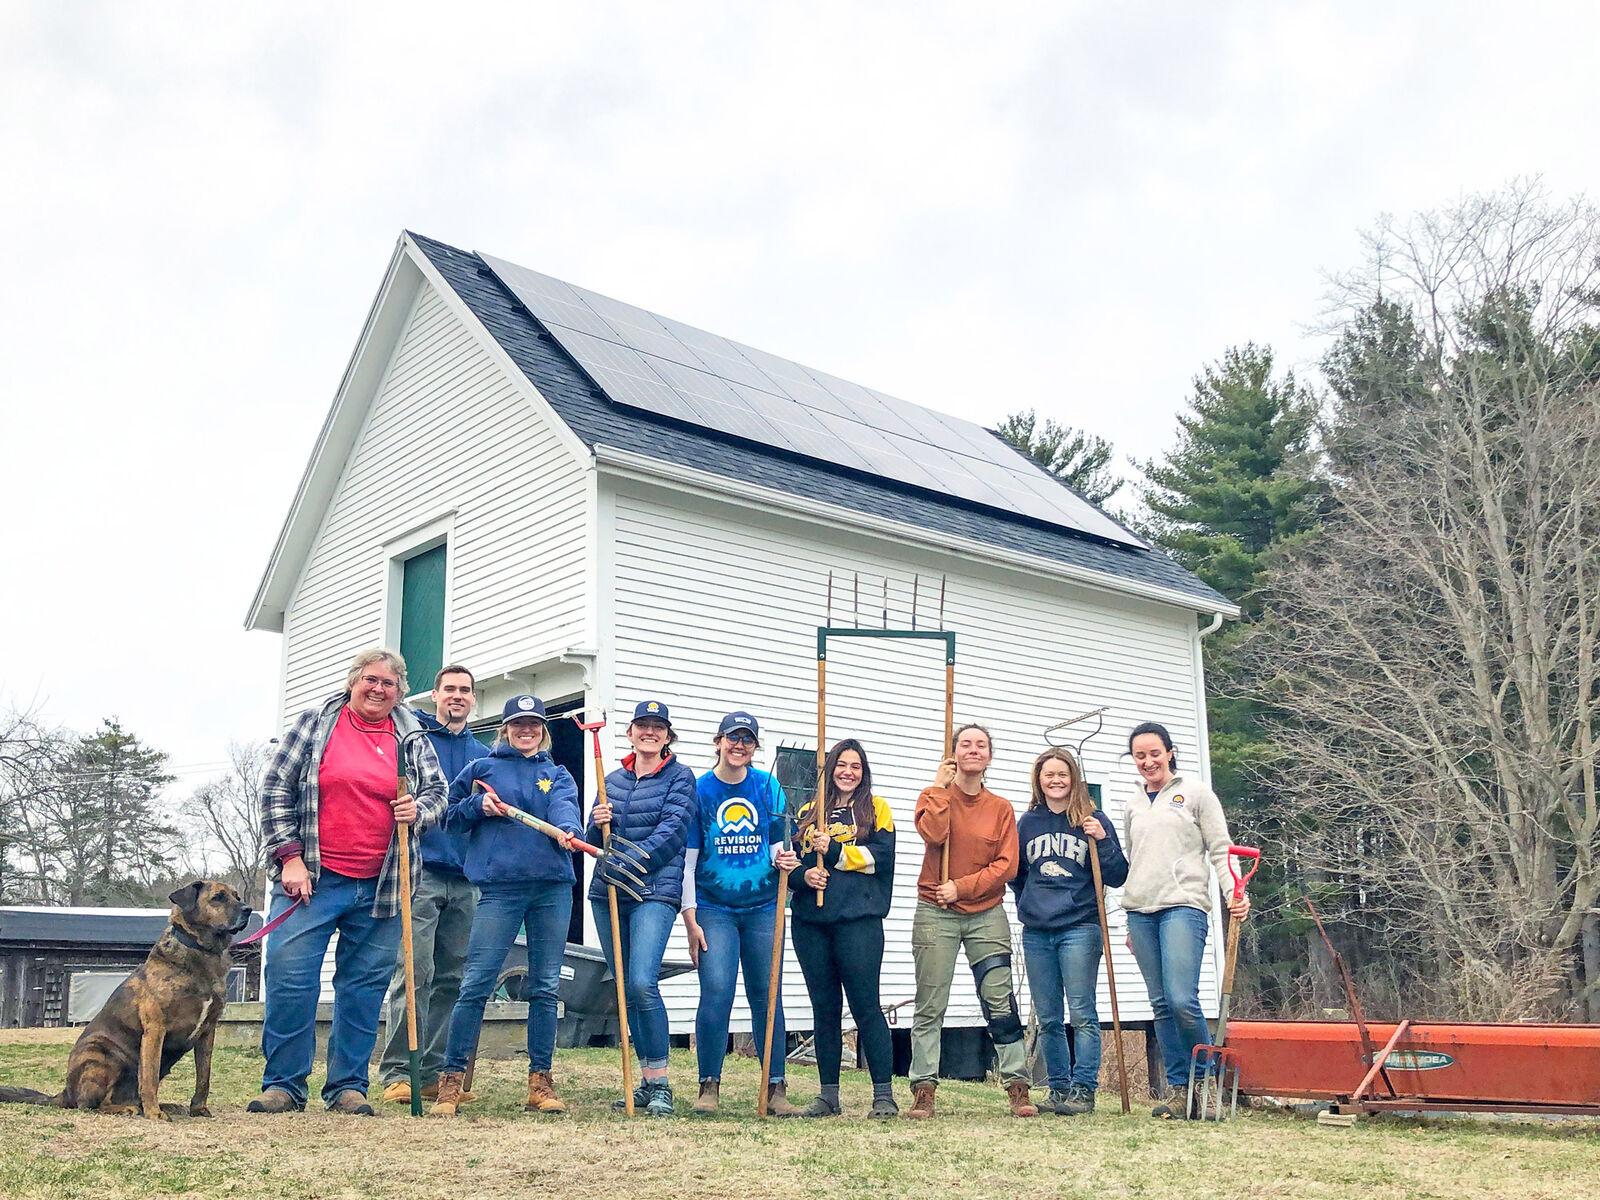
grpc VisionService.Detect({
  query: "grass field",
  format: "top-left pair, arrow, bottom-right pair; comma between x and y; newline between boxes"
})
1,1027 -> 1596,1200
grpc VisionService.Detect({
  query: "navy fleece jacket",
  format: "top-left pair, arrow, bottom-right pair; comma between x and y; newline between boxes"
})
414,709 -> 489,877
1011,806 -> 1129,933
446,745 -> 582,888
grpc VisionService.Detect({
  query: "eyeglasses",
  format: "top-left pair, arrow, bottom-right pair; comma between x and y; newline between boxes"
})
359,675 -> 400,692
723,732 -> 757,747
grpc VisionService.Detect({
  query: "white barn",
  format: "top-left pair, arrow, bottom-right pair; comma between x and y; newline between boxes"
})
246,232 -> 1239,1041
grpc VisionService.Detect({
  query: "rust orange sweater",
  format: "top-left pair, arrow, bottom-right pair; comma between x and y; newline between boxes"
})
914,783 -> 1019,912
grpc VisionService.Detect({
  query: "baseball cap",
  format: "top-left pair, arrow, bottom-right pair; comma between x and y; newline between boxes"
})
501,694 -> 548,723
717,711 -> 760,739
631,700 -> 672,727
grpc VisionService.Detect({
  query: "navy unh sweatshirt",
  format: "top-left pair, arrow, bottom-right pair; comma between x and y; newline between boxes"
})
1011,806 -> 1129,932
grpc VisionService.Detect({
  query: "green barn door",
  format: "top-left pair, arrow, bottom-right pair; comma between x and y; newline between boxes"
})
399,544 -> 447,695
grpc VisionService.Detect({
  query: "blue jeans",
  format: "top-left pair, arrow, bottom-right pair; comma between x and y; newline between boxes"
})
591,898 -> 676,1070
444,883 -> 572,1073
1023,923 -> 1103,1091
1126,906 -> 1211,1088
260,870 -> 401,1106
694,902 -> 785,1083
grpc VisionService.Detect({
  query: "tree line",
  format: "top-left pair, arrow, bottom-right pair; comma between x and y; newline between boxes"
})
0,709 -> 268,907
998,182 -> 1600,1023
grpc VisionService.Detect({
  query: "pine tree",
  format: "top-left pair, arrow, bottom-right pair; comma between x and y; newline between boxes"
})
56,719 -> 178,905
1140,343 -> 1321,1010
994,410 -> 1123,505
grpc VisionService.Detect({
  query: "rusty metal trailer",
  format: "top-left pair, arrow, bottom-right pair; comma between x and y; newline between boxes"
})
1227,1019 -> 1600,1116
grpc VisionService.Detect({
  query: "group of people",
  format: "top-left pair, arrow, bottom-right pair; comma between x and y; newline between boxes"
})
250,646 -> 1247,1121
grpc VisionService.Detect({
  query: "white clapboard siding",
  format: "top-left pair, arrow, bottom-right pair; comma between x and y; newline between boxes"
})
280,282 -> 590,719
604,479 -> 1224,1036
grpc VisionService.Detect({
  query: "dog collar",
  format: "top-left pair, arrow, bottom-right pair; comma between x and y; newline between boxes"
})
167,925 -> 209,953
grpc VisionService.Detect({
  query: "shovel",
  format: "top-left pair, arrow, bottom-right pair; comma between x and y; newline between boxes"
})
1187,844 -> 1260,1122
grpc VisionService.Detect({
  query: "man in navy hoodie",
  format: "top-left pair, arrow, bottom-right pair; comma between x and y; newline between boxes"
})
379,664 -> 488,1104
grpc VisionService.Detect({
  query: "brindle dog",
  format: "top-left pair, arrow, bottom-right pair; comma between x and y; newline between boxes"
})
0,880 -> 252,1120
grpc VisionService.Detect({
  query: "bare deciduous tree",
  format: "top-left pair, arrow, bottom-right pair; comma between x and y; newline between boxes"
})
182,740 -> 271,903
0,704 -> 67,902
1239,184 -> 1600,1019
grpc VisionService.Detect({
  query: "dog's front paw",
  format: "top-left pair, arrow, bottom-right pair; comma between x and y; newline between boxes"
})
189,1104 -> 212,1118
142,1106 -> 172,1122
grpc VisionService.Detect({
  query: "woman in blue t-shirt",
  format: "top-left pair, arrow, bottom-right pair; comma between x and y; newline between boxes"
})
1012,747 -> 1127,1116
680,710 -> 801,1116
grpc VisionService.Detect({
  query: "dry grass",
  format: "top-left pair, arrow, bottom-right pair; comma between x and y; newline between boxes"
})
1,1029 -> 1596,1200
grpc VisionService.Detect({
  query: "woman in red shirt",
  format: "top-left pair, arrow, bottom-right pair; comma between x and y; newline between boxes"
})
251,647 -> 448,1116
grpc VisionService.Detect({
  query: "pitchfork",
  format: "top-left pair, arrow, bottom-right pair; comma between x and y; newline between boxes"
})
1187,844 -> 1261,1122
470,780 -> 651,900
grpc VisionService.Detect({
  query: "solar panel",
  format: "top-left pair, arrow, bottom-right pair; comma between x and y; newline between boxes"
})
481,253 -> 1144,549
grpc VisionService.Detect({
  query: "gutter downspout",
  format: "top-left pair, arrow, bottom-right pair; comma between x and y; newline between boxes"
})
1192,608 -> 1229,1016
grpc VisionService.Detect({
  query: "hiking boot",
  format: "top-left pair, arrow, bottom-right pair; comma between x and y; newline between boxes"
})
1005,1080 -> 1038,1118
326,1089 -> 376,1116
800,1094 -> 841,1118
1055,1084 -> 1094,1115
431,1071 -> 465,1117
245,1087 -> 301,1114
645,1080 -> 675,1117
908,1081 -> 936,1119
765,1080 -> 801,1117
381,1079 -> 412,1104
612,1082 -> 652,1113
692,1079 -> 720,1115
868,1094 -> 899,1119
525,1070 -> 567,1114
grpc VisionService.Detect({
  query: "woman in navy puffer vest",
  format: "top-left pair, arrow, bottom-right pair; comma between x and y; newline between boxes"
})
586,699 -> 696,1116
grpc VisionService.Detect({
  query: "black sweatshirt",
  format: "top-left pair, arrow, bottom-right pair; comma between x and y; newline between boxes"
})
787,795 -> 896,924
1011,806 -> 1128,932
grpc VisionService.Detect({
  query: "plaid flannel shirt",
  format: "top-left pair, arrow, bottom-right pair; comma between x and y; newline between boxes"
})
259,692 -> 448,918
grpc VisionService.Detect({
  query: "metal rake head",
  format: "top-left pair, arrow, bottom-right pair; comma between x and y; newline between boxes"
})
595,833 -> 650,902
1187,1044 -> 1242,1122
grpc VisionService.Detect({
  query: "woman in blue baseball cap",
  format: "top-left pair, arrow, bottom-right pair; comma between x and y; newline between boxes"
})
430,695 -> 582,1117
681,711 -> 801,1116
586,699 -> 697,1116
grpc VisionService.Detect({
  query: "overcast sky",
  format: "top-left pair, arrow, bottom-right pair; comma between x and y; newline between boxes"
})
3,1 -> 1598,795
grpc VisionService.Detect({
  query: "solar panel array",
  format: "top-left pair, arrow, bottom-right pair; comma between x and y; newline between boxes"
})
481,253 -> 1143,549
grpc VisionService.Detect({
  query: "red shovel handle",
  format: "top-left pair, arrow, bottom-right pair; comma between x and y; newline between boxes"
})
1227,845 -> 1261,901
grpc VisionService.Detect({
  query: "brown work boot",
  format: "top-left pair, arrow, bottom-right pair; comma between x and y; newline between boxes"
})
430,1071 -> 465,1116
245,1087 -> 301,1114
692,1079 -> 720,1115
525,1070 -> 567,1114
908,1081 -> 936,1119
1005,1080 -> 1039,1118
765,1079 -> 800,1117
327,1089 -> 376,1115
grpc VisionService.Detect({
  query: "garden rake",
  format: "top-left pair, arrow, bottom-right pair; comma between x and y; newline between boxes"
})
1187,844 -> 1261,1122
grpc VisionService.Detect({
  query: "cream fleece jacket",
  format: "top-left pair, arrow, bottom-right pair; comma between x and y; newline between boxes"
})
1120,772 -> 1233,914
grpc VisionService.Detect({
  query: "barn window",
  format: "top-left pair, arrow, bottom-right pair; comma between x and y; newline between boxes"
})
397,542 -> 447,695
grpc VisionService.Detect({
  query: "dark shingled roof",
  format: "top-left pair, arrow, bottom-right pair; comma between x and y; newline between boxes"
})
410,233 -> 1231,610
0,907 -> 264,948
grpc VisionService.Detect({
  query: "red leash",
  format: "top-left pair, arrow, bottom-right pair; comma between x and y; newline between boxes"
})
235,897 -> 305,946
